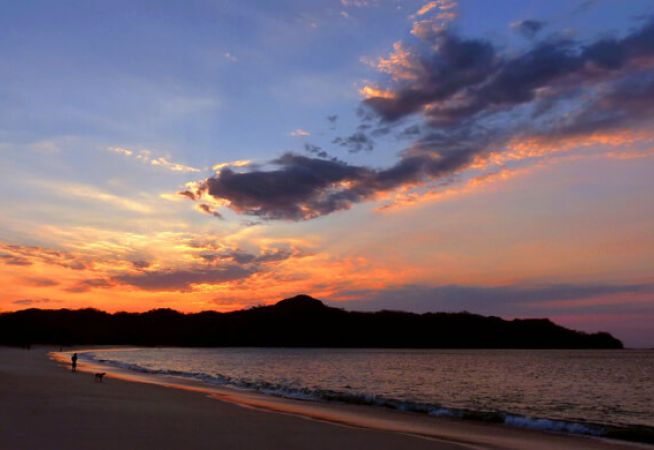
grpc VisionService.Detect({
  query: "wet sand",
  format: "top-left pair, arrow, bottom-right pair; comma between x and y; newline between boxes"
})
0,347 -> 650,450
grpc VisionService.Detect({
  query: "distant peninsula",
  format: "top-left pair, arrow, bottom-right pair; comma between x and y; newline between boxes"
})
0,294 -> 623,349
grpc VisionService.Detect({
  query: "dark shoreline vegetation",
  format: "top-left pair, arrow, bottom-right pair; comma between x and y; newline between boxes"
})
0,294 -> 622,348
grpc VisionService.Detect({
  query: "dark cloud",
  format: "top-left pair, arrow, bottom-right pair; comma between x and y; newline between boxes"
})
0,253 -> 32,266
226,251 -> 257,264
181,19 -> 654,222
199,251 -> 254,264
367,20 -> 654,128
12,298 -> 59,306
113,243 -> 301,292
131,260 -> 151,269
327,114 -> 338,124
365,31 -> 497,123
189,154 -> 375,220
203,248 -> 296,264
327,283 -> 654,316
512,20 -> 546,39
1,244 -> 89,270
65,278 -> 114,293
197,203 -> 223,218
254,248 -> 295,263
332,131 -> 374,153
23,277 -> 59,287
573,0 -> 598,14
196,242 -> 305,268
184,149 -> 484,221
398,124 -> 421,138
178,190 -> 197,200
543,71 -> 654,140
303,143 -> 330,159
371,126 -> 392,138
114,265 -> 254,291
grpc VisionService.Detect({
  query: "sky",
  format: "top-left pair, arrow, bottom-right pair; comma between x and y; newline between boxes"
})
1,0 -> 654,347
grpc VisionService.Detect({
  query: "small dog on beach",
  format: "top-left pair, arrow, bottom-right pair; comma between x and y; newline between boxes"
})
94,372 -> 106,383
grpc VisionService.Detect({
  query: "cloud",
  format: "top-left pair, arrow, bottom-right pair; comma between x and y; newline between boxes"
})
327,283 -> 654,316
0,253 -> 32,266
290,129 -> 311,137
199,247 -> 296,265
12,298 -> 59,306
114,265 -> 255,291
150,157 -> 201,173
377,164 -> 531,211
511,20 -> 546,38
541,71 -> 654,141
573,0 -> 598,14
364,19 -> 654,126
23,277 -> 59,287
195,203 -> 223,218
332,131 -> 374,153
606,147 -> 654,160
224,52 -> 237,62
1,233 -> 311,297
131,260 -> 151,269
303,143 -> 329,158
180,154 -> 375,220
52,182 -> 152,213
410,1 -> 458,39
340,0 -> 376,7
65,278 -> 114,293
181,18 -> 654,221
211,160 -> 252,172
109,146 -> 200,173
416,1 -> 456,17
0,243 -> 89,270
111,147 -> 133,157
398,124 -> 421,138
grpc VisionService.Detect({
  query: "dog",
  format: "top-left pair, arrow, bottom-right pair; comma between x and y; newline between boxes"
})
94,372 -> 106,383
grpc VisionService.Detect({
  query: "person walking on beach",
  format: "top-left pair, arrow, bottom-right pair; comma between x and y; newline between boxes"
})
71,353 -> 78,372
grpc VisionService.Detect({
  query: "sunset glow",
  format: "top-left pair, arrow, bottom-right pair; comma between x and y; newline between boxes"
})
2,0 -> 654,347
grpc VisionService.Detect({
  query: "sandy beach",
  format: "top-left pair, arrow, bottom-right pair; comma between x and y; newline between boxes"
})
0,347 -> 650,450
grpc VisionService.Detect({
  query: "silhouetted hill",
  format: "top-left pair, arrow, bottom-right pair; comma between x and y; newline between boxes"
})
0,294 -> 623,348
272,294 -> 329,312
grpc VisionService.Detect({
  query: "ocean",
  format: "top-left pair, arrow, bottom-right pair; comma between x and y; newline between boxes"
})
80,348 -> 654,442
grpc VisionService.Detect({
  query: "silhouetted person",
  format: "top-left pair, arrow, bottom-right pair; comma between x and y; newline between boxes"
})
71,353 -> 78,372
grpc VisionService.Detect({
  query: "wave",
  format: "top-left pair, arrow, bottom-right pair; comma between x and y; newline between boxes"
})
79,352 -> 654,444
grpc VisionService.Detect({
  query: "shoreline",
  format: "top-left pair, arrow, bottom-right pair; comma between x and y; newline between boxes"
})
63,347 -> 654,446
1,346 -> 464,450
18,346 -> 649,450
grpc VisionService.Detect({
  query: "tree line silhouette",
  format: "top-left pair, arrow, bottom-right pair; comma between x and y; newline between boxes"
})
0,295 -> 623,348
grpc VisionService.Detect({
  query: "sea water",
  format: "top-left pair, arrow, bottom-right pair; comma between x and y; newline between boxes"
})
81,348 -> 654,441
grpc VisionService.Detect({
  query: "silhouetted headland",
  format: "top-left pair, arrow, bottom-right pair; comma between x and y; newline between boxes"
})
0,294 -> 623,348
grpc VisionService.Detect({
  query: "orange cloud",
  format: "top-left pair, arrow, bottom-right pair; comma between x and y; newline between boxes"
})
378,165 -> 532,211
379,128 -> 654,213
211,160 -> 252,173
0,226 -> 417,314
359,85 -> 396,99
375,41 -> 418,81
605,147 -> 654,160
495,130 -> 652,164
415,0 -> 456,16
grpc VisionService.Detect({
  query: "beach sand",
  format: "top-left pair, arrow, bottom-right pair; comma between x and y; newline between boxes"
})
0,347 -> 650,450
